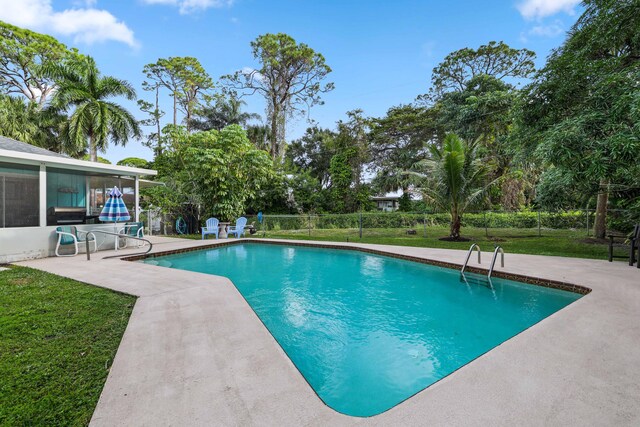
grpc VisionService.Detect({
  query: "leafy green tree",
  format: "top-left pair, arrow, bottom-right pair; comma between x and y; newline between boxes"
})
369,104 -> 437,196
286,126 -> 336,188
190,95 -> 260,131
514,0 -> 640,237
155,125 -> 275,221
427,41 -> 536,99
223,33 -> 334,159
142,57 -> 213,131
0,94 -> 68,153
47,56 -> 141,162
436,74 -> 524,208
117,157 -> 149,169
329,147 -> 354,213
326,110 -> 371,212
138,77 -> 165,156
424,42 -> 537,210
246,124 -> 272,152
414,134 -> 492,239
0,21 -> 76,107
81,154 -> 111,164
287,169 -> 324,212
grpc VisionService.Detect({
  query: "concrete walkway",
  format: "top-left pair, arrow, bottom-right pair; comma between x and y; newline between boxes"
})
19,237 -> 640,426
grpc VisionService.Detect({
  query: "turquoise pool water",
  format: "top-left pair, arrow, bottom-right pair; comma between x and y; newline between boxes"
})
142,243 -> 581,417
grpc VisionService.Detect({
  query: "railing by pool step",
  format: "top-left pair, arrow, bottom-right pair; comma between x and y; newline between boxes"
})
84,230 -> 153,260
461,243 -> 482,274
488,246 -> 504,279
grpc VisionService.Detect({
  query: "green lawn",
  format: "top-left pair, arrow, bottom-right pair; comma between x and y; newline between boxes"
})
190,226 -> 625,260
0,266 -> 135,426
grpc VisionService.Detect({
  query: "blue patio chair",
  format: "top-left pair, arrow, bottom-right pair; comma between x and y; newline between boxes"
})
118,222 -> 145,248
55,226 -> 97,257
202,217 -> 220,240
227,217 -> 247,238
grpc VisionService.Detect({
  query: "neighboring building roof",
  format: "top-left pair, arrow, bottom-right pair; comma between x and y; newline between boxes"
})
371,196 -> 400,201
0,136 -> 157,177
0,135 -> 69,158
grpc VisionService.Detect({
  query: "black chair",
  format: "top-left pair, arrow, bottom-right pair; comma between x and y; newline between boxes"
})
608,224 -> 640,266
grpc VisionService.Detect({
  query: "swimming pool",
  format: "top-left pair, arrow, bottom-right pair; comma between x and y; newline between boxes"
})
142,243 -> 582,417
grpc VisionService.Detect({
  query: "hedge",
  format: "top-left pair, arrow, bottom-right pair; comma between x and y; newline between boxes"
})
256,210 -> 597,231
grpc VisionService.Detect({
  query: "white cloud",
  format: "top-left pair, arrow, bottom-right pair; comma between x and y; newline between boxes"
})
517,0 -> 580,20
141,0 -> 234,14
241,66 -> 264,82
529,22 -> 564,37
0,0 -> 137,47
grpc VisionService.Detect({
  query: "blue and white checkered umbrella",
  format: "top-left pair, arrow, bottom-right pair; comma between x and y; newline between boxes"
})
99,186 -> 131,223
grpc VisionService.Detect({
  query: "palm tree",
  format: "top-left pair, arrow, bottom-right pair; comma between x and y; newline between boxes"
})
0,94 -> 72,154
414,133 -> 493,240
47,56 -> 141,162
190,96 -> 260,132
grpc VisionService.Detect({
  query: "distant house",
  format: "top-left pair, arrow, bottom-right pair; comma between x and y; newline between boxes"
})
0,136 -> 158,262
371,195 -> 400,212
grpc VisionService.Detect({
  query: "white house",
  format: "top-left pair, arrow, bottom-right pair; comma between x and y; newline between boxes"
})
371,195 -> 401,212
0,136 -> 157,262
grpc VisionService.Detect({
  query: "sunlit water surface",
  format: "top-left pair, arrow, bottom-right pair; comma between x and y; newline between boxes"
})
143,243 -> 581,416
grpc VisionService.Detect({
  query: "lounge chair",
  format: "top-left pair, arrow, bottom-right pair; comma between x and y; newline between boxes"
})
227,217 -> 247,238
55,226 -> 97,257
118,222 -> 145,248
202,217 -> 220,240
608,224 -> 640,266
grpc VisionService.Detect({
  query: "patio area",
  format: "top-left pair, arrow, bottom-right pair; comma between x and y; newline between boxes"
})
18,237 -> 640,426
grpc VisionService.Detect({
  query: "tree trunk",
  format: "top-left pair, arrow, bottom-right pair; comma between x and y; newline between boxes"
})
89,133 -> 97,162
593,179 -> 609,239
173,94 -> 177,126
450,207 -> 461,239
270,104 -> 278,160
155,87 -> 162,155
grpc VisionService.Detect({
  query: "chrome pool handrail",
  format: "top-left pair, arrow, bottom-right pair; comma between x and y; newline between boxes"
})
85,230 -> 153,260
488,245 -> 505,279
461,243 -> 481,274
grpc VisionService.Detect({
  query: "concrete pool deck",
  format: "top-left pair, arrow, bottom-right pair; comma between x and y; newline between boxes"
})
19,237 -> 640,426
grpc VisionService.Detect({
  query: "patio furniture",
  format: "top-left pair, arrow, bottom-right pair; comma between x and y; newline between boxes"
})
55,226 -> 97,257
201,217 -> 220,240
608,224 -> 640,266
228,217 -> 248,238
99,187 -> 131,251
118,222 -> 145,248
218,222 -> 230,239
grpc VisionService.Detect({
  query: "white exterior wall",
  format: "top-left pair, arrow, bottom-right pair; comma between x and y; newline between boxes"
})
0,224 -> 123,263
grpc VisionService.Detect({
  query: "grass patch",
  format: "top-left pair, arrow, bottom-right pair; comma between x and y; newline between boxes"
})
0,266 -> 135,426
185,226 -> 625,260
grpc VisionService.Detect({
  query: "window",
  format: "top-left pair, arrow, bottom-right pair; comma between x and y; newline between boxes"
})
46,169 -> 87,210
0,163 -> 39,228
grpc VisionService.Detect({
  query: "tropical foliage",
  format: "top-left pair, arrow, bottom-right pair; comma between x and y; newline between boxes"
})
47,56 -> 141,161
1,2 -> 639,238
414,134 -> 491,239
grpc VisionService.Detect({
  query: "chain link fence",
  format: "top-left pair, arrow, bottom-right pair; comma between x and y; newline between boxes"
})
240,209 -> 634,240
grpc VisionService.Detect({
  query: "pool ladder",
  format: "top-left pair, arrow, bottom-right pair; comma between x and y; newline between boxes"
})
461,243 -> 481,273
487,246 -> 504,279
461,244 -> 505,279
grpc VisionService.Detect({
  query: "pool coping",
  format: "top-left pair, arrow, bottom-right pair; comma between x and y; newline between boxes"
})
125,238 -> 591,296
17,236 -> 640,426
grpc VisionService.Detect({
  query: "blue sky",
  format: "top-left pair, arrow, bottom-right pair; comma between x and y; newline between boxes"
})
0,0 -> 582,163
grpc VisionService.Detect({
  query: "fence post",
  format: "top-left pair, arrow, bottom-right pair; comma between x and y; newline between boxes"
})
586,208 -> 590,237
423,213 -> 427,238
359,212 -> 363,239
263,216 -> 266,237
537,209 -> 541,237
308,214 -> 311,237
484,211 -> 488,238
